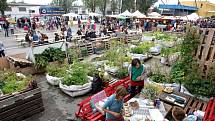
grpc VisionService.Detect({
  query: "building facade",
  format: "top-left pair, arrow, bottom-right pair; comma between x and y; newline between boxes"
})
4,2 -> 41,19
159,4 -> 198,16
181,1 -> 215,17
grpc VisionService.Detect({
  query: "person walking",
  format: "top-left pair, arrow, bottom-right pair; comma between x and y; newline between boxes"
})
0,41 -> 5,57
3,20 -> 9,37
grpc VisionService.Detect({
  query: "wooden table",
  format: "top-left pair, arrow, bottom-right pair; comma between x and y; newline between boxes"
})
123,97 -> 170,121
159,91 -> 191,109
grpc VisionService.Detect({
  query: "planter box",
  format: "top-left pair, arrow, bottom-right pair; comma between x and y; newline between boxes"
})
0,88 -> 44,121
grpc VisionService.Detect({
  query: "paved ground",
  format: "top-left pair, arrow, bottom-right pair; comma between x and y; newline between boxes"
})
24,75 -> 90,121
1,27 -> 170,121
22,57 -> 169,121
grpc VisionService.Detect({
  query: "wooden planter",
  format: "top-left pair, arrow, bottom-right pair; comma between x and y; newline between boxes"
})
0,88 -> 44,121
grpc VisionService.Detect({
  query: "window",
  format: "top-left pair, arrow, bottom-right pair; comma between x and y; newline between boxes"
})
29,10 -> 35,13
6,7 -> 12,11
19,7 -> 26,12
82,11 -> 86,14
75,11 -> 78,14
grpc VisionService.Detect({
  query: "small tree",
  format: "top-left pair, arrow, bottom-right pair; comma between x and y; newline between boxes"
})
0,0 -> 7,16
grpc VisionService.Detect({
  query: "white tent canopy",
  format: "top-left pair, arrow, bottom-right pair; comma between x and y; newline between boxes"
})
132,10 -> 146,18
62,13 -> 79,17
181,13 -> 200,21
148,12 -> 161,17
119,10 -> 132,17
88,12 -> 102,16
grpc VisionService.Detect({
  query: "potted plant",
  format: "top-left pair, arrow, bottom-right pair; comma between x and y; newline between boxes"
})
140,83 -> 163,100
160,47 -> 170,64
59,62 -> 93,97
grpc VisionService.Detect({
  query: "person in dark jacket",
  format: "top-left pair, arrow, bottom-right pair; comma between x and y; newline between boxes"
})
3,20 -> 9,37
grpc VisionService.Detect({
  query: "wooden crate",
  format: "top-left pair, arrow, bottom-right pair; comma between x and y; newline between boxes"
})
184,97 -> 208,114
0,88 -> 44,121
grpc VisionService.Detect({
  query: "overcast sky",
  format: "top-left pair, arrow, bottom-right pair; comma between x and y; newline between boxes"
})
7,0 -> 215,5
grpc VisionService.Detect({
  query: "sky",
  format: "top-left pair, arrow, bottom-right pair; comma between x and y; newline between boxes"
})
7,0 -> 215,5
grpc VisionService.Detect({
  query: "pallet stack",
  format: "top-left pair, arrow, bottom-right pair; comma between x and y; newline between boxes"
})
196,28 -> 215,76
0,88 -> 44,121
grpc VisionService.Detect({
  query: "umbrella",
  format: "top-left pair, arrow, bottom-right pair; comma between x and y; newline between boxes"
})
132,10 -> 146,18
119,10 -> 132,17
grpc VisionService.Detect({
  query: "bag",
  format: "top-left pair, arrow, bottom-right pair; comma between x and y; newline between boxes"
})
92,74 -> 104,94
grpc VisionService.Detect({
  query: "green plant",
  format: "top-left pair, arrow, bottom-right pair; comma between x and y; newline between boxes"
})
46,64 -> 68,77
131,42 -> 155,54
116,68 -> 128,79
0,71 -> 32,94
34,47 -> 66,69
80,47 -> 88,57
62,63 -> 88,86
34,54 -> 48,69
149,73 -> 170,83
141,83 -> 163,100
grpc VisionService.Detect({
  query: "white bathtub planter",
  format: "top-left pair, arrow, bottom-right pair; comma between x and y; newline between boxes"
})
46,74 -> 62,86
105,65 -> 119,74
59,76 -> 93,97
128,52 -> 151,61
149,46 -> 161,55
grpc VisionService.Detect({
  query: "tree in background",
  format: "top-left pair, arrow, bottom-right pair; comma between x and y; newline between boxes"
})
0,0 -> 7,16
110,0 -> 118,14
83,0 -> 100,13
98,0 -> 108,16
121,0 -> 134,12
136,0 -> 157,14
51,0 -> 75,13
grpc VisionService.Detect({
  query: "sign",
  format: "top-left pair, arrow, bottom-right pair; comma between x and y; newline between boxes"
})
39,6 -> 65,15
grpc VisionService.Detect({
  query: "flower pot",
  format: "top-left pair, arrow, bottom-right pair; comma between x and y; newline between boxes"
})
59,76 -> 93,97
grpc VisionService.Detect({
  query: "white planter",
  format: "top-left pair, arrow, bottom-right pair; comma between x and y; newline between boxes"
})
105,65 -> 119,74
129,53 -> 149,61
59,76 -> 93,97
46,74 -> 62,86
149,46 -> 161,55
160,57 -> 167,64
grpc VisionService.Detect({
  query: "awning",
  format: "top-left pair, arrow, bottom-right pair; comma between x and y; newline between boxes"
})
159,4 -> 198,11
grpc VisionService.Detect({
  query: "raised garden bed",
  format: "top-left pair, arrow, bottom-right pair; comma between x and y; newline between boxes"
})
0,87 -> 44,121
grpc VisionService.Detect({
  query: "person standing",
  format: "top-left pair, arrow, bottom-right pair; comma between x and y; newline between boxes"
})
3,20 -> 9,37
128,58 -> 145,97
102,86 -> 127,121
0,41 -> 5,57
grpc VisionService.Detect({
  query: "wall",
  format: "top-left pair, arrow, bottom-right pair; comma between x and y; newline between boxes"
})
5,6 -> 40,19
181,1 -> 215,17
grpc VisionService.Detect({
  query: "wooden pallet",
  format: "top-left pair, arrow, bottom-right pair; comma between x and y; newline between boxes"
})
184,97 -> 208,114
196,28 -> 215,76
0,88 -> 44,121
